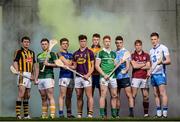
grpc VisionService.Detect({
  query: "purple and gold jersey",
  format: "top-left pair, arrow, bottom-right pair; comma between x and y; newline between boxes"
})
73,47 -> 95,75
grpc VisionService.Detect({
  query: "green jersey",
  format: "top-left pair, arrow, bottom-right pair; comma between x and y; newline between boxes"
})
37,51 -> 57,79
97,48 -> 116,77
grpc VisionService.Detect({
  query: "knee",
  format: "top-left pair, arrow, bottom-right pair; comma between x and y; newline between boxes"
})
143,96 -> 149,102
41,96 -> 47,101
111,93 -> 118,99
160,91 -> 167,97
77,94 -> 83,100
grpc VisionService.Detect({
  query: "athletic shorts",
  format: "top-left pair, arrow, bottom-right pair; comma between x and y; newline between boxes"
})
59,78 -> 74,88
117,78 -> 131,88
100,77 -> 117,88
131,78 -> 150,88
151,74 -> 167,87
92,75 -> 100,89
17,72 -> 31,88
74,77 -> 92,88
38,78 -> 55,90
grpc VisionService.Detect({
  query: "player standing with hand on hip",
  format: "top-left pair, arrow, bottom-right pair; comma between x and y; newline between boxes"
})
35,38 -> 57,119
13,36 -> 36,119
149,32 -> 171,118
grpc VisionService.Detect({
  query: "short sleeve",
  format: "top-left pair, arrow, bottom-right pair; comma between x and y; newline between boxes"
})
162,45 -> 170,56
89,50 -> 95,61
146,53 -> 150,62
73,52 -> 77,62
14,50 -> 21,62
96,51 -> 101,60
51,52 -> 57,61
37,54 -> 40,63
33,52 -> 36,63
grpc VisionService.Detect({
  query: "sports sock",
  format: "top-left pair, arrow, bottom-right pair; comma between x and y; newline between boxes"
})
129,107 -> 134,116
67,109 -> 72,117
16,101 -> 22,117
143,101 -> 149,115
156,106 -> 162,117
23,100 -> 29,117
111,108 -> 117,117
162,106 -> 168,117
42,105 -> 48,117
50,104 -> 56,117
99,108 -> 105,116
59,110 -> 64,117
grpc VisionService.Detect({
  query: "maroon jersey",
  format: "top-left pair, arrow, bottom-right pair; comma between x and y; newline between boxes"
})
131,51 -> 150,79
73,47 -> 95,75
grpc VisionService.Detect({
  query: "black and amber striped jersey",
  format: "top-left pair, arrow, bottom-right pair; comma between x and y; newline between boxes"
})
14,47 -> 36,73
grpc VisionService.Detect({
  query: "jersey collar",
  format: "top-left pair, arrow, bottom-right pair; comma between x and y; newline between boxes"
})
134,50 -> 144,55
153,44 -> 161,49
103,48 -> 111,54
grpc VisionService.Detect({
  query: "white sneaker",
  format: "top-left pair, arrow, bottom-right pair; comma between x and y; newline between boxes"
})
77,114 -> 82,118
16,115 -> 22,119
87,114 -> 93,118
144,114 -> 149,117
23,115 -> 31,119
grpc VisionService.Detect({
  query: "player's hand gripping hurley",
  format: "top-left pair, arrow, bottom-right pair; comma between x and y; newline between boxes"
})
147,50 -> 163,79
40,39 -> 57,72
108,51 -> 131,77
55,59 -> 91,82
10,65 -> 31,79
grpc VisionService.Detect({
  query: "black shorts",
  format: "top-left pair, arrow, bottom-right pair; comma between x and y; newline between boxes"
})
92,75 -> 100,89
117,78 -> 131,88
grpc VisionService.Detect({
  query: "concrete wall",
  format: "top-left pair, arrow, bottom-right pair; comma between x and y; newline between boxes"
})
0,0 -> 179,117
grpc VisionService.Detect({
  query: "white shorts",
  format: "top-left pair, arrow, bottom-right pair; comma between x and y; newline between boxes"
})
17,72 -> 31,88
59,78 -> 74,88
131,78 -> 150,88
74,77 -> 92,88
100,77 -> 117,88
38,78 -> 55,90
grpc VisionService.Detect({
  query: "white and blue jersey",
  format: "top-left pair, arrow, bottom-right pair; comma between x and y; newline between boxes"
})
57,51 -> 74,79
149,44 -> 170,86
115,48 -> 130,79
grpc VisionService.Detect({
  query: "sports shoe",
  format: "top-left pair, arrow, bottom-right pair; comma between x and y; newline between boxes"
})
16,115 -> 22,119
41,114 -> 48,119
77,114 -> 82,118
23,115 -> 31,119
153,115 -> 161,118
144,114 -> 149,117
67,115 -> 75,118
161,115 -> 167,118
50,114 -> 55,119
87,114 -> 93,118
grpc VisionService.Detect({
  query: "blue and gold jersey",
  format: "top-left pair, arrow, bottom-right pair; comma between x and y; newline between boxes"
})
57,51 -> 74,79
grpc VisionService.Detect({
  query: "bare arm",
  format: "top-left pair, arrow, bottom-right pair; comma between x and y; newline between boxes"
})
162,55 -> 171,65
69,61 -> 77,70
141,61 -> 151,70
60,56 -> 72,66
85,60 -> 94,78
34,63 -> 39,84
124,60 -> 130,72
13,61 -> 19,72
95,59 -> 106,77
131,60 -> 146,69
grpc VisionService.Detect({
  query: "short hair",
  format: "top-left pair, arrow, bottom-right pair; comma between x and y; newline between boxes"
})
21,36 -> 30,42
115,36 -> 123,41
134,39 -> 142,45
150,32 -> 159,38
78,34 -> 87,41
103,35 -> 111,40
41,38 -> 49,43
60,38 -> 69,45
92,33 -> 100,38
